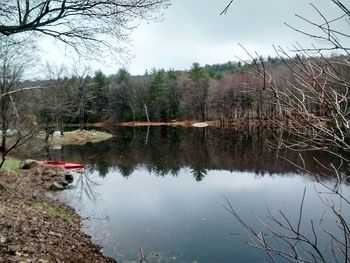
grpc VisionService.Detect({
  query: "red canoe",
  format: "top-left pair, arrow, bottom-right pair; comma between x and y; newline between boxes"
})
39,160 -> 85,169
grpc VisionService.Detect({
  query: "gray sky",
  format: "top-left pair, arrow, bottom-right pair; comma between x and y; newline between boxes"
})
41,0 -> 348,76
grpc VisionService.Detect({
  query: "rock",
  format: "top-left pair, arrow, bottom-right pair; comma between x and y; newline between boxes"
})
53,131 -> 63,137
56,180 -> 69,187
0,235 -> 6,244
20,159 -> 40,169
55,175 -> 65,182
51,145 -> 62,150
42,168 -> 55,176
49,231 -> 62,238
49,182 -> 65,191
7,244 -> 21,253
41,167 -> 65,178
64,173 -> 74,183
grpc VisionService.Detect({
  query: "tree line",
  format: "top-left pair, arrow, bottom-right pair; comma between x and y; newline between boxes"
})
28,53 -> 349,129
23,56 -> 298,129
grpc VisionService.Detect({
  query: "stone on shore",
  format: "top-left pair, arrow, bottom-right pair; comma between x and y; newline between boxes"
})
20,159 -> 40,169
49,182 -> 65,191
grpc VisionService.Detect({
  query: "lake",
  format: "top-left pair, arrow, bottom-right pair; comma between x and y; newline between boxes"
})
43,127 -> 349,262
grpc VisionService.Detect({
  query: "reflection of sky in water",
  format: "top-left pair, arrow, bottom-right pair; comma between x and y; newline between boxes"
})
58,167 -> 350,263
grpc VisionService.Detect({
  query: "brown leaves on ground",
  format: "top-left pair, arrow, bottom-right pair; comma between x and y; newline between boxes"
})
0,169 -> 116,263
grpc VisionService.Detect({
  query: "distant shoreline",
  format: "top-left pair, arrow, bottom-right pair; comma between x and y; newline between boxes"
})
95,120 -> 221,127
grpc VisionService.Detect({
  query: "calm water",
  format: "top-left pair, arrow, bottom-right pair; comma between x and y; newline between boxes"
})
42,127 -> 349,262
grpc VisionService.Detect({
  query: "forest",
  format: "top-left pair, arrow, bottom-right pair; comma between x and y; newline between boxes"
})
5,53 -> 346,136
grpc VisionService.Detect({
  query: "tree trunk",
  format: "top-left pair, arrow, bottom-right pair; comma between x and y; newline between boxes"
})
1,128 -> 6,153
129,101 -> 135,121
143,103 -> 150,122
58,109 -> 64,135
259,90 -> 263,121
0,96 -> 8,153
79,101 -> 85,130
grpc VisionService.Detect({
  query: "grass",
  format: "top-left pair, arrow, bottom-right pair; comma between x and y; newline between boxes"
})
36,203 -> 76,223
2,159 -> 21,170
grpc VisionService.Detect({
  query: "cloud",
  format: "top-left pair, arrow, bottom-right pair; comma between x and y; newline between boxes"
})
40,0 -> 350,76
125,0 -> 348,74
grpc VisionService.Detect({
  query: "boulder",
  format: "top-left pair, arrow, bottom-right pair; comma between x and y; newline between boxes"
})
41,167 -> 65,177
42,168 -> 55,176
20,159 -> 40,169
56,180 -> 69,187
64,173 -> 74,183
49,182 -> 65,191
55,175 -> 66,182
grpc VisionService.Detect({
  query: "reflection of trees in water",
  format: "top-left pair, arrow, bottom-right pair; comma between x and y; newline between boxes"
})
43,145 -> 64,161
93,160 -> 109,177
150,143 -> 168,177
190,166 -> 207,182
57,127 -> 341,180
74,170 -> 101,200
170,165 -> 181,177
118,164 -> 135,178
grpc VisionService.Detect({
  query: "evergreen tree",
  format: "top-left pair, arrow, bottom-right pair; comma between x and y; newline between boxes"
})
189,63 -> 209,121
147,69 -> 168,121
91,70 -> 109,121
166,69 -> 181,120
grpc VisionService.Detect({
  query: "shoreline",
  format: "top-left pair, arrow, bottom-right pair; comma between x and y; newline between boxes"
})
39,129 -> 114,146
0,167 -> 116,262
92,120 -> 221,127
79,119 -> 286,129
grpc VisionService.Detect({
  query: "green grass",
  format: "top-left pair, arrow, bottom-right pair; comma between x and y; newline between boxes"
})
1,159 -> 21,170
36,203 -> 76,223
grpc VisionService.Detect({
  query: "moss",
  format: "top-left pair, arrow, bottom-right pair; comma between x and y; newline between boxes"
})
2,159 -> 21,170
36,203 -> 76,223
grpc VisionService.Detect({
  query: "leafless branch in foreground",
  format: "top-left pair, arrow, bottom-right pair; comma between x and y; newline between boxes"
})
223,1 -> 350,262
220,0 -> 234,15
0,0 -> 170,57
224,185 -> 350,262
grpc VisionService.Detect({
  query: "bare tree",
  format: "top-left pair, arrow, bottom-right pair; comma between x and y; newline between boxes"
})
41,63 -> 70,136
243,4 -> 350,162
0,38 -> 38,167
0,0 -> 169,55
221,1 -> 350,262
70,63 -> 93,130
224,181 -> 350,263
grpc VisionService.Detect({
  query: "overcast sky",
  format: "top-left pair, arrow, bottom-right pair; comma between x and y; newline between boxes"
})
41,0 -> 349,76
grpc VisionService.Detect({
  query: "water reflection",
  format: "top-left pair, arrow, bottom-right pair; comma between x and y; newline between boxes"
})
56,127 -> 339,179
59,168 -> 349,263
50,127 -> 350,263
74,170 -> 101,200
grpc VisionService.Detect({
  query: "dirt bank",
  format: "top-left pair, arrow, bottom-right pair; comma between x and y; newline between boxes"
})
0,168 -> 116,263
